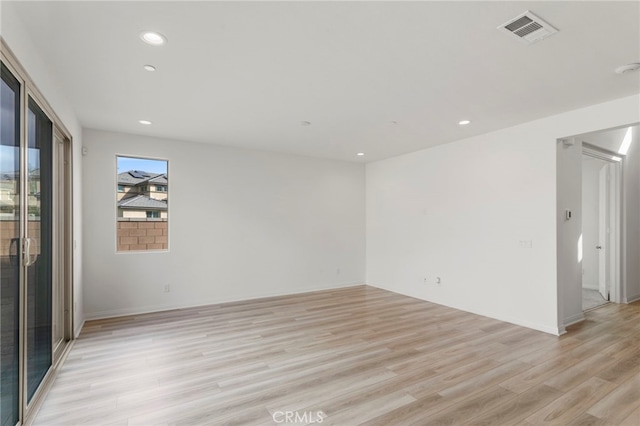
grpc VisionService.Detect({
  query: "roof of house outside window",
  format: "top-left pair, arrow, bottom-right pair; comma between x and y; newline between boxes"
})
117,170 -> 167,186
117,194 -> 167,210
148,175 -> 167,185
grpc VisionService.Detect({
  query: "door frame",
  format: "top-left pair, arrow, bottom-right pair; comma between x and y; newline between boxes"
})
582,143 -> 624,304
597,162 -> 608,300
52,127 -> 74,364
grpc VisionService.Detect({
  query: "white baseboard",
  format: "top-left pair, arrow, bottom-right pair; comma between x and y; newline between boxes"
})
626,294 -> 640,304
84,282 -> 364,321
563,312 -> 585,328
366,283 -> 563,336
74,320 -> 85,338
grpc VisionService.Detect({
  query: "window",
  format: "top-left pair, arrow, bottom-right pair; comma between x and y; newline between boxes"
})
116,156 -> 168,252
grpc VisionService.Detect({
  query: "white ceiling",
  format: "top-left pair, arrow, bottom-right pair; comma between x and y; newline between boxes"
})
5,1 -> 640,162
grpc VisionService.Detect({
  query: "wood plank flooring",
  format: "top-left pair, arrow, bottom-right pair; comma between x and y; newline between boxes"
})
33,286 -> 640,425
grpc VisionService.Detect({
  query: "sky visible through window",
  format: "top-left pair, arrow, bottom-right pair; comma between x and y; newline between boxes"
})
117,157 -> 167,174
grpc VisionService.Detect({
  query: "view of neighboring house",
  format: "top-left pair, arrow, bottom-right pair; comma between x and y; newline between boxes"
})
0,169 -> 41,219
117,170 -> 168,219
0,171 -> 18,219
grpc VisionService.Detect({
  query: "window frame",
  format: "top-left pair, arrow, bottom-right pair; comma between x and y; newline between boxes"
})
115,155 -> 169,253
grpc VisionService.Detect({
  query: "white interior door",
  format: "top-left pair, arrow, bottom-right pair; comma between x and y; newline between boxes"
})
597,164 -> 608,300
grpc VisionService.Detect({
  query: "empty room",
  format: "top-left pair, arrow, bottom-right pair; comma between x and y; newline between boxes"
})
1,1 -> 639,425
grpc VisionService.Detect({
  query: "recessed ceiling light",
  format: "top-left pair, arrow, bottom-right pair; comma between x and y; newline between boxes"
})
615,63 -> 640,74
140,31 -> 167,46
301,121 -> 311,126
138,120 -> 152,125
143,65 -> 156,72
458,120 -> 471,126
356,152 -> 365,156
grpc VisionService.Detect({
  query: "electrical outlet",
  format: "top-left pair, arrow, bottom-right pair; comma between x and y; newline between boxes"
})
336,268 -> 341,275
163,284 -> 170,293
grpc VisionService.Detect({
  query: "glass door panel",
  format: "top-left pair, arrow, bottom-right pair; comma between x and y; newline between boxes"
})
25,98 -> 52,403
0,63 -> 21,426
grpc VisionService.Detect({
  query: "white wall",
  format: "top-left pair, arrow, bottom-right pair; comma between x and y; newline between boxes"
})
367,94 -> 640,335
623,127 -> 640,302
1,2 -> 84,335
581,157 -> 604,290
557,138 -> 583,328
82,129 -> 365,319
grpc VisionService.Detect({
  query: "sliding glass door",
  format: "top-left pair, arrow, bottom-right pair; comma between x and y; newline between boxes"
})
0,51 -> 72,426
0,61 -> 21,426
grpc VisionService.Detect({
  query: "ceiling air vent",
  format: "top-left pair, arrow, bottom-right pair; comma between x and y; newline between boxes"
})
498,11 -> 558,45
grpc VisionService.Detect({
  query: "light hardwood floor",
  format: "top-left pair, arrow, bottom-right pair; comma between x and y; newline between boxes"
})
33,286 -> 640,425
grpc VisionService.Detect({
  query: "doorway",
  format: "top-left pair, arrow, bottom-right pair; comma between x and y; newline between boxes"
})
581,145 -> 622,311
